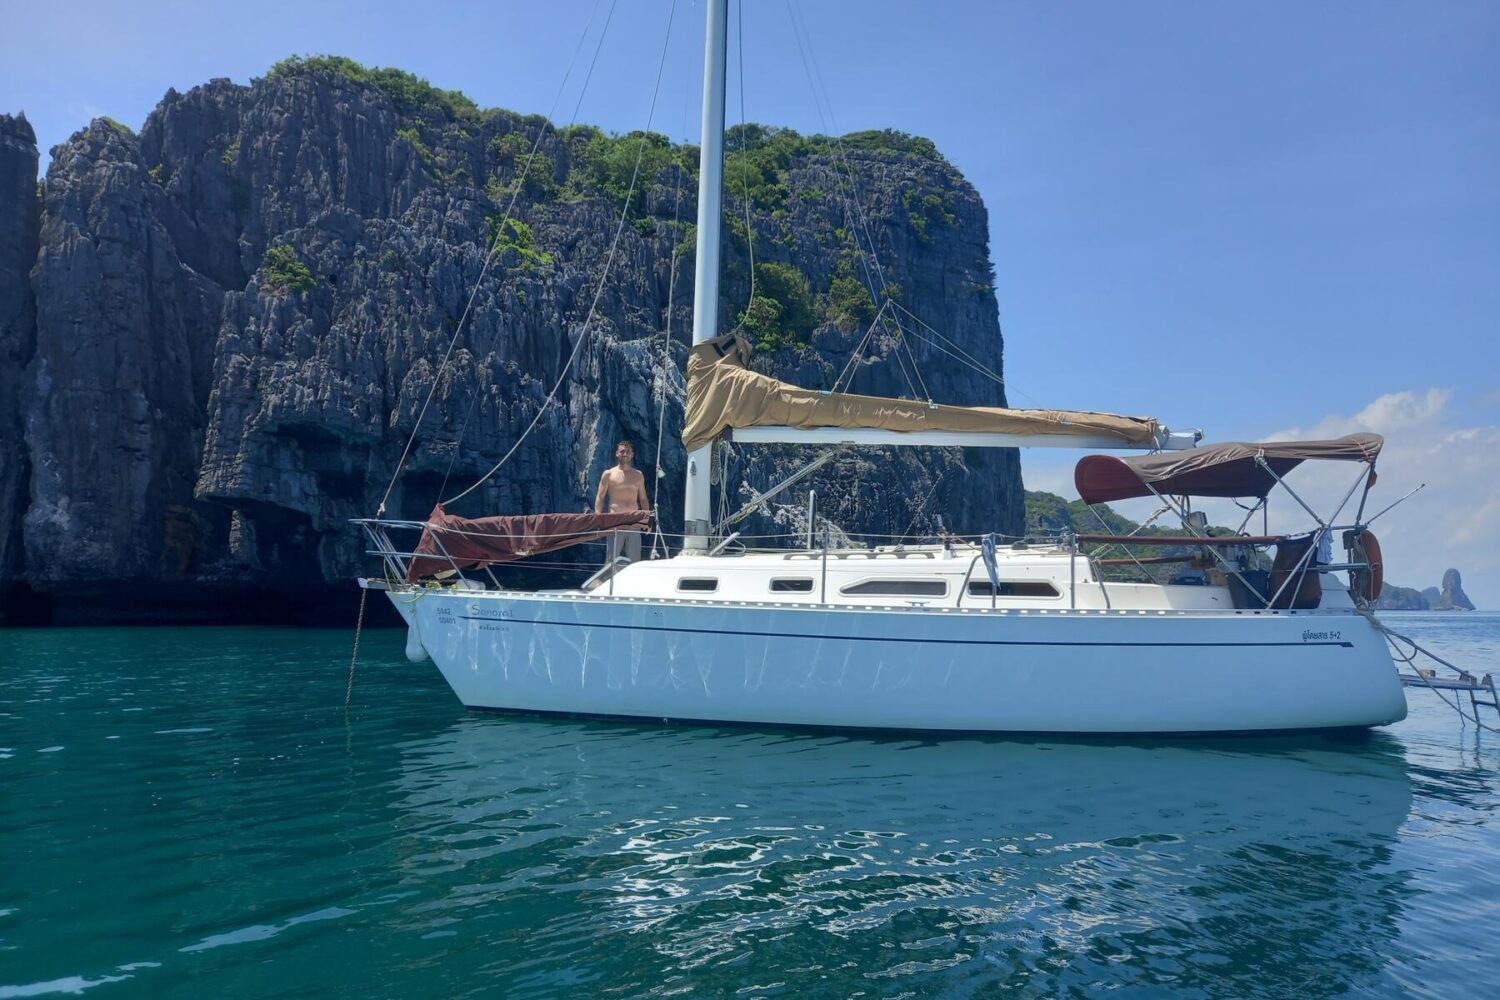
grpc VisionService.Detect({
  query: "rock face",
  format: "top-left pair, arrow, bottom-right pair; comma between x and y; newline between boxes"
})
1374,569 -> 1476,611
1433,568 -> 1476,611
1374,584 -> 1428,611
1,63 -> 1022,623
0,114 -> 40,601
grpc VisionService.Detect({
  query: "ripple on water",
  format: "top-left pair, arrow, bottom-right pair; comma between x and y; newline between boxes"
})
0,622 -> 1499,997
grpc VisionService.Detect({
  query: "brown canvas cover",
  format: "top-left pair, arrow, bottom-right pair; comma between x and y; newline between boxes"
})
406,504 -> 651,582
681,334 -> 1159,452
1270,534 -> 1324,610
1074,433 -> 1383,504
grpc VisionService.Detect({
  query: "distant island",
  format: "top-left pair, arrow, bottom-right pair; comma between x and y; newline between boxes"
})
1373,568 -> 1476,612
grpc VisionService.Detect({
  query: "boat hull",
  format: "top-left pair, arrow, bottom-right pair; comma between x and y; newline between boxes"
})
388,591 -> 1407,734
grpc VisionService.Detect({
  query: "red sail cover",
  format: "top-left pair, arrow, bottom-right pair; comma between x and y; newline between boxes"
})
406,504 -> 651,582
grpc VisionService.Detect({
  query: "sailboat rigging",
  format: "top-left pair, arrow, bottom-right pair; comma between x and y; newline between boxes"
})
355,0 -> 1409,734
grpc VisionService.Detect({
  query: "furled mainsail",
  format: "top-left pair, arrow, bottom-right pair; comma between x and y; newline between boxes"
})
681,334 -> 1159,452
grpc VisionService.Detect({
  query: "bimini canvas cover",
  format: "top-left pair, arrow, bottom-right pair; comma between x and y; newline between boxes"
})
1074,433 -> 1383,504
407,504 -> 651,582
681,334 -> 1160,452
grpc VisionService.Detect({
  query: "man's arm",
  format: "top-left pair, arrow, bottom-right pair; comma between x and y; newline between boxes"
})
594,472 -> 609,514
636,474 -> 650,514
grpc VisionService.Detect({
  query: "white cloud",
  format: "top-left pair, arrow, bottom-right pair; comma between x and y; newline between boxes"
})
1269,388 -> 1451,440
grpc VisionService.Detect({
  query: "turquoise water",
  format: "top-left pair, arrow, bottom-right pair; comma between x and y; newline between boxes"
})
3,615 -> 1499,998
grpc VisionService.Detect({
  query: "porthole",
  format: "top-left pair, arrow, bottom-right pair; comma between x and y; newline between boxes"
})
840,579 -> 947,597
966,581 -> 1060,598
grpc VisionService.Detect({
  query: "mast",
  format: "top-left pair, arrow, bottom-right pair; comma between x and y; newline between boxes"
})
682,0 -> 728,552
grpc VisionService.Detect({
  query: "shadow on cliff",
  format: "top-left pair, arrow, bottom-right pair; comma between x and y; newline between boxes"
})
1,59 -> 1022,625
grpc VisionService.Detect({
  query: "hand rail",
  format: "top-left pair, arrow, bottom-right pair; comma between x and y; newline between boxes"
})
1074,534 -> 1287,546
956,553 -> 983,608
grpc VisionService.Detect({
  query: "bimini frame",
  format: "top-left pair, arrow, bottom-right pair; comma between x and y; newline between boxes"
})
1073,433 -> 1391,609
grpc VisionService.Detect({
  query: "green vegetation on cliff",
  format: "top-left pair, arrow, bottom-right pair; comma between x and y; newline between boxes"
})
723,124 -> 948,217
269,55 -> 481,119
822,249 -> 884,331
488,131 -> 558,200
902,188 -> 956,242
1025,491 -> 1139,536
738,262 -> 816,351
568,127 -> 680,216
487,216 -> 554,270
395,127 -> 435,167
260,245 -> 316,295
79,116 -> 134,142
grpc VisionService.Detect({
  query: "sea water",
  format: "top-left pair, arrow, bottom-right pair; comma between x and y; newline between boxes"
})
2,614 -> 1498,998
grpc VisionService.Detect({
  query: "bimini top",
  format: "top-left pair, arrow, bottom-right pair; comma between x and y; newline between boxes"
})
681,333 -> 1161,452
1074,433 -> 1384,504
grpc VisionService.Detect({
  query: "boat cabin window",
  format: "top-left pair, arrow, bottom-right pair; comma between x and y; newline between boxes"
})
677,578 -> 718,593
967,580 -> 1060,598
840,579 -> 948,597
770,578 -> 814,593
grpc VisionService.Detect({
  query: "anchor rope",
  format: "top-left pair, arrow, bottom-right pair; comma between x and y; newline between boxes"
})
346,585 -> 369,708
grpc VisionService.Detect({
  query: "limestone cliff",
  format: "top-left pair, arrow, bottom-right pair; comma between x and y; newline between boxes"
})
2,61 -> 1021,623
1,114 -> 40,600
1372,569 -> 1476,611
1432,569 -> 1476,611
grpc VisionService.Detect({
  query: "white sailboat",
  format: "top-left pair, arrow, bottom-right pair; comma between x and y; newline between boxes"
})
358,0 -> 1406,734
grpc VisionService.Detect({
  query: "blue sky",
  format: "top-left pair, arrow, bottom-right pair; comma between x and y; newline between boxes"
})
4,1 -> 1497,604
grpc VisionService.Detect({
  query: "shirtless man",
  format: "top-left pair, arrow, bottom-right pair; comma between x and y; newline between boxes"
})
595,439 -> 650,564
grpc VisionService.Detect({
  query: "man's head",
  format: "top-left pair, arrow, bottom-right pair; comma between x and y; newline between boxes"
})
615,440 -> 635,466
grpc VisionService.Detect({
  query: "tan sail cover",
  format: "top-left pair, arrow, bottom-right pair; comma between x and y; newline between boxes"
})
682,334 -> 1159,451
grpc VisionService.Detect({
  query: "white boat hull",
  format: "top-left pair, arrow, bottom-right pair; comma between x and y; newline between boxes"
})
388,590 -> 1407,734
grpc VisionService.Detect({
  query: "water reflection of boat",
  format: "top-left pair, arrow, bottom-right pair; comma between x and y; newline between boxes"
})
389,721 -> 1414,996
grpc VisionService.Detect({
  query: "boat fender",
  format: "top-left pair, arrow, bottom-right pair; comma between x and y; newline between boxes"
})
405,623 -> 431,663
1346,529 -> 1384,605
